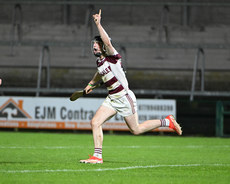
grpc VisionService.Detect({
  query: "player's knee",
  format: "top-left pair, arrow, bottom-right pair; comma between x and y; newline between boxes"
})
130,129 -> 142,135
90,119 -> 99,129
90,119 -> 95,127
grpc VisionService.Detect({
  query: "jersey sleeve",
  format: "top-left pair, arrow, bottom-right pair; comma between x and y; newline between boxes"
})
106,50 -> 122,64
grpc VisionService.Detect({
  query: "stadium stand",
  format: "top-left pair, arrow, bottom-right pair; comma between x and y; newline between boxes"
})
0,0 -> 230,99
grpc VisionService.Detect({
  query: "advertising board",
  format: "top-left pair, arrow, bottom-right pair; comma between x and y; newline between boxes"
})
0,97 -> 176,132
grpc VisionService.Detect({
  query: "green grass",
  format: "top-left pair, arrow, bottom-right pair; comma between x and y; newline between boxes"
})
0,131 -> 230,184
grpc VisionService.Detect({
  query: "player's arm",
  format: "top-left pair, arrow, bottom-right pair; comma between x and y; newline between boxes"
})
85,71 -> 102,94
93,9 -> 115,55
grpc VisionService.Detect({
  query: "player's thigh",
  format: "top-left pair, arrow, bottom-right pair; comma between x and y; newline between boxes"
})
124,113 -> 139,132
91,105 -> 116,127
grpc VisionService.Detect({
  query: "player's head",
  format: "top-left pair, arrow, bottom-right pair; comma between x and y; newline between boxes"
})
91,36 -> 105,57
91,36 -> 112,57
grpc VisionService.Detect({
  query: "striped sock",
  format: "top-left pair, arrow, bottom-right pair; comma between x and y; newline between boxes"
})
93,148 -> 102,159
160,118 -> 170,127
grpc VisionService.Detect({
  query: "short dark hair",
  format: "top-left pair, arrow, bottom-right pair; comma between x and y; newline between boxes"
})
93,36 -> 112,43
94,36 -> 103,43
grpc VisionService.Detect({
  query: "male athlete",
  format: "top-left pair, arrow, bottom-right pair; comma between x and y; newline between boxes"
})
80,9 -> 182,164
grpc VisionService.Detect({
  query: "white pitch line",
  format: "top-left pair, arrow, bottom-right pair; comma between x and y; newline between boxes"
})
0,146 -> 79,149
0,163 -> 229,174
0,145 -> 229,149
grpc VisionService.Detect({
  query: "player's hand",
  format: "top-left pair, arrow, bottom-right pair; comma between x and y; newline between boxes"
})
84,84 -> 93,94
93,9 -> 101,25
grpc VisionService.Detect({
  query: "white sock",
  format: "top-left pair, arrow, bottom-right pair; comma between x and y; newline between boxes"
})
93,148 -> 102,159
160,118 -> 170,127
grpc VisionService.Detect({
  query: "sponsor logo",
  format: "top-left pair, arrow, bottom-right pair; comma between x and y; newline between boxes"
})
0,98 -> 31,120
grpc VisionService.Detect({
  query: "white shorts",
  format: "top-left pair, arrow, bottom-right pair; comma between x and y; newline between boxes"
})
102,90 -> 137,117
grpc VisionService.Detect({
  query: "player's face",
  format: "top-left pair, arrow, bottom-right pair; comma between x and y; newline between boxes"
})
93,41 -> 102,56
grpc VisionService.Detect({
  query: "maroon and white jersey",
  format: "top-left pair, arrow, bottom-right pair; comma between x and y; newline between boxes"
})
96,51 -> 129,99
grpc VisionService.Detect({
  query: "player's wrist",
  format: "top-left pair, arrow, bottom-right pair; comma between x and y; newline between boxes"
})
88,82 -> 94,87
96,22 -> 101,27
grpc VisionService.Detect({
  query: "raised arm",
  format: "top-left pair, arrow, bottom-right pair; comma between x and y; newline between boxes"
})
93,9 -> 115,55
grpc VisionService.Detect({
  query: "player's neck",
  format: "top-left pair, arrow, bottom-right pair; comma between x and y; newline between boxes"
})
99,55 -> 105,60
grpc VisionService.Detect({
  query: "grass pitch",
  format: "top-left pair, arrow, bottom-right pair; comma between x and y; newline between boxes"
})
0,131 -> 229,184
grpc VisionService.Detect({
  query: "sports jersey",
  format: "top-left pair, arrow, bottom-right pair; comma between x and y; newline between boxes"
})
96,51 -> 128,99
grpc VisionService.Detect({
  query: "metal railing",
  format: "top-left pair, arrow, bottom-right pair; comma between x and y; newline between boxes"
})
36,45 -> 51,97
156,5 -> 170,59
81,5 -> 94,57
190,48 -> 205,101
11,3 -> 23,56
62,2 -> 71,25
158,5 -> 170,44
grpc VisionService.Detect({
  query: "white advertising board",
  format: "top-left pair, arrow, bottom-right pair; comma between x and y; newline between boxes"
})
0,96 -> 176,132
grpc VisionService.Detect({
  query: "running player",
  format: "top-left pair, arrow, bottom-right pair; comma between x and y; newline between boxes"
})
80,9 -> 182,164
